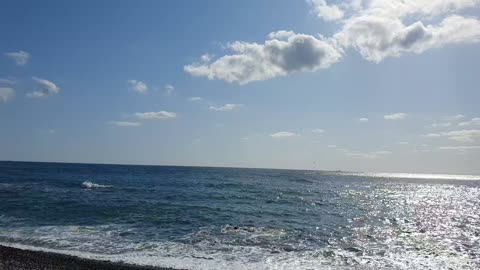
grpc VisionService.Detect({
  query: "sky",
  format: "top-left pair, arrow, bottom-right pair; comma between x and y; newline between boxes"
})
1,0 -> 480,174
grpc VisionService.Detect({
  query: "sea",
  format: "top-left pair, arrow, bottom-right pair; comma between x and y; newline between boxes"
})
0,161 -> 479,270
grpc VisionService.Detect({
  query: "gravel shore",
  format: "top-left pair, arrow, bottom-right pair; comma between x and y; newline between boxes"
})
0,245 -> 182,270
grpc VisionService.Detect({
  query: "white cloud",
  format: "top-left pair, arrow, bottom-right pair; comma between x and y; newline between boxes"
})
335,15 -> 480,63
270,131 -> 299,138
430,122 -> 452,128
128,80 -> 148,94
363,0 -> 479,19
0,78 -> 15,84
372,150 -> 392,155
109,121 -> 142,127
422,133 -> 442,137
444,130 -> 480,142
165,84 -> 175,96
347,150 -> 392,158
134,111 -> 176,120
459,117 -> 480,126
312,128 -> 325,134
359,117 -> 369,122
0,87 -> 15,102
396,141 -> 409,145
445,114 -> 465,121
327,144 -> 337,148
186,2 -> 480,84
307,0 -> 344,21
188,97 -> 203,101
384,112 -> 408,120
27,77 -> 60,98
4,50 -> 30,66
185,32 -> 342,84
347,153 -> 373,158
423,129 -> 480,142
438,145 -> 480,150
209,104 -> 243,111
200,53 -> 213,62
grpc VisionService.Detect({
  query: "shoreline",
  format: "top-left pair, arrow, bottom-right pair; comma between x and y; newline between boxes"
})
0,245 -> 183,270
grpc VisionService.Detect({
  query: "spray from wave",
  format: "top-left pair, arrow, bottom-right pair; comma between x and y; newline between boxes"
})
82,181 -> 112,189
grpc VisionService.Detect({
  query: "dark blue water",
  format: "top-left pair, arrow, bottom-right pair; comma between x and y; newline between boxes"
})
1,161 -> 479,269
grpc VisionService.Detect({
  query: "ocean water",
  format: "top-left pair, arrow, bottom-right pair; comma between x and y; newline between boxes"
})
0,161 -> 479,270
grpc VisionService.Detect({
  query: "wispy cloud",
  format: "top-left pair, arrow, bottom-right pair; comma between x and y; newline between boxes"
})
347,150 -> 392,159
0,78 -> 15,84
430,122 -> 452,128
359,117 -> 369,122
128,80 -> 148,94
327,144 -> 337,148
438,146 -> 480,150
384,113 -> 408,120
423,129 -> 480,142
0,87 -> 15,102
270,131 -> 299,139
27,77 -> 60,98
165,84 -> 175,96
134,111 -> 176,120
312,128 -> 325,134
209,104 -> 243,111
188,97 -> 203,101
445,114 -> 465,121
109,121 -> 142,127
422,133 -> 441,138
396,141 -> 409,145
200,53 -> 213,62
459,117 -> 480,126
307,0 -> 344,21
4,50 -> 30,66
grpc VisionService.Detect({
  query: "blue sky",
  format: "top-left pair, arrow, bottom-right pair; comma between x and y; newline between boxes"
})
1,0 -> 480,174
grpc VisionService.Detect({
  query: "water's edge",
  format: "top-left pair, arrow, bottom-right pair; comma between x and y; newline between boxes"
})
0,244 -> 182,270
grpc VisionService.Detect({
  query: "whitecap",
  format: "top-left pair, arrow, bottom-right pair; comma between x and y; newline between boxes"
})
82,181 -> 112,189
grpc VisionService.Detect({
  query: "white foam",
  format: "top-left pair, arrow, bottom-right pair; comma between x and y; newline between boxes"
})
1,223 -> 478,270
82,181 -> 112,189
0,241 -> 346,270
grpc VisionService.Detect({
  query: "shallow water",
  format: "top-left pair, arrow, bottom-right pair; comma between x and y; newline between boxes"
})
0,161 -> 479,269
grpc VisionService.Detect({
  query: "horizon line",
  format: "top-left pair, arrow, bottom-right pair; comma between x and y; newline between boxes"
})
1,159 -> 479,178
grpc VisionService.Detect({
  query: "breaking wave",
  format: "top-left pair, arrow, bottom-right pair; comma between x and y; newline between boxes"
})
81,181 -> 112,189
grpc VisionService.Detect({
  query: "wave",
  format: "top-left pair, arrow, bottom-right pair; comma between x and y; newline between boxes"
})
82,181 -> 112,189
289,178 -> 313,184
0,222 -> 476,270
1,239 -> 471,270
